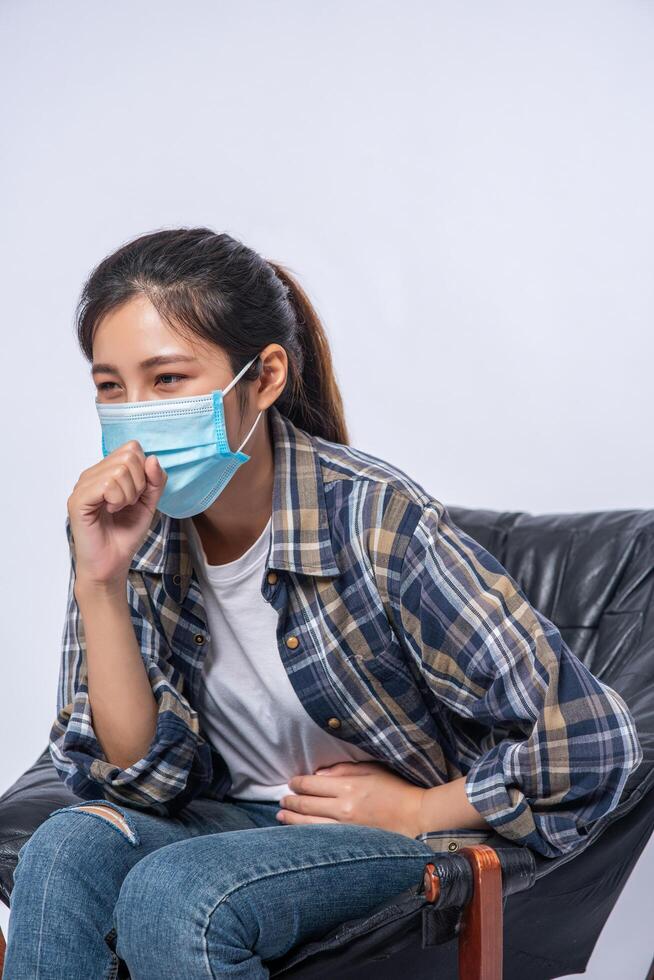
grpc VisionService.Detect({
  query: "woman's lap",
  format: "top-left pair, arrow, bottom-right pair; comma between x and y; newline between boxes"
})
4,794 -> 434,980
114,818 -> 435,977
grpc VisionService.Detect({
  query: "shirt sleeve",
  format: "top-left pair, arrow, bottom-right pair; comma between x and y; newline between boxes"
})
392,502 -> 643,858
48,517 -> 218,816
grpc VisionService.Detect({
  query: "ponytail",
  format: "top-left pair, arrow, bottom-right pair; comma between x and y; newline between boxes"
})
267,261 -> 350,446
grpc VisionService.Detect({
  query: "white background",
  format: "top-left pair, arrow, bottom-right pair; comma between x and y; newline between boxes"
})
1,1 -> 652,975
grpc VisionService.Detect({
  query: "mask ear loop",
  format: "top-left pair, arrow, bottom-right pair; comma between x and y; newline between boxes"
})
222,353 -> 259,396
236,409 -> 263,453
223,353 -> 263,454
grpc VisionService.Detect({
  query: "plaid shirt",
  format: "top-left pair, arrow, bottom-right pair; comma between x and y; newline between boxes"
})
50,404 -> 643,858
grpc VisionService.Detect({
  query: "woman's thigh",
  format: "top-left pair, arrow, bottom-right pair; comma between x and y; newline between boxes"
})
4,795 -> 275,980
114,821 -> 435,979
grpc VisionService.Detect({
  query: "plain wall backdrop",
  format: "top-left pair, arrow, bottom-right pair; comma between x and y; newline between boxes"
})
1,1 -> 652,975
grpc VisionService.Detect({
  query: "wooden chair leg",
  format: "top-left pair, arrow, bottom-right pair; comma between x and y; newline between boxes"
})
0,922 -> 6,977
458,844 -> 503,980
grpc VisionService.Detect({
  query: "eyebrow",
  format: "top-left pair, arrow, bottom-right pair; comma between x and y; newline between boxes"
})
91,354 -> 200,377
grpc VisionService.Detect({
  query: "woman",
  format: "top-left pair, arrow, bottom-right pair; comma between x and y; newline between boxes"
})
4,228 -> 642,978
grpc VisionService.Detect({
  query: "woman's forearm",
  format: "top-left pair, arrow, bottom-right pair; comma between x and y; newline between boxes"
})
75,579 -> 159,770
417,775 -> 493,835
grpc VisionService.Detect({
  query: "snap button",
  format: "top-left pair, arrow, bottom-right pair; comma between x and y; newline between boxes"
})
267,571 -> 278,585
327,717 -> 341,730
194,634 -> 206,645
172,574 -> 182,585
286,635 -> 299,649
448,841 -> 458,852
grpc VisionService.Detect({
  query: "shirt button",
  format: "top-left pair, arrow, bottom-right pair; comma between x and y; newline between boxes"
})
286,635 -> 299,649
267,571 -> 278,585
194,634 -> 206,645
327,717 -> 341,730
173,574 -> 182,585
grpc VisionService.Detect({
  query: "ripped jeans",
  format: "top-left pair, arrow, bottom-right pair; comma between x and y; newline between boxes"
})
3,793 -> 435,979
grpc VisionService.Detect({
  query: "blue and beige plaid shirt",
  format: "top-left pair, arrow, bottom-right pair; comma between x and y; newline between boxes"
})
50,404 -> 643,858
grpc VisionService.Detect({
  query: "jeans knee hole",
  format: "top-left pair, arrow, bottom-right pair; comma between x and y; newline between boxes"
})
49,800 -> 140,846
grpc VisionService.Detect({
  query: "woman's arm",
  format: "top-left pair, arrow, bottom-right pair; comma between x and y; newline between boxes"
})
417,774 -> 492,835
74,578 -> 159,769
49,516 -> 218,814
389,502 -> 643,858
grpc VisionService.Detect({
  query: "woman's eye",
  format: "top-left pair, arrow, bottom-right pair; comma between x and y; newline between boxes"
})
97,374 -> 186,392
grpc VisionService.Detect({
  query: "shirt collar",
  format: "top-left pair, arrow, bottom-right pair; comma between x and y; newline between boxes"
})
129,403 -> 341,601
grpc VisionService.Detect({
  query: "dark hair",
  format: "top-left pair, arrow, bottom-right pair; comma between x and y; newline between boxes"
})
75,227 -> 349,444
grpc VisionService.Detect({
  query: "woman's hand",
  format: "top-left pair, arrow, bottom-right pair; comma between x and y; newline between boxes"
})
276,761 -> 427,839
67,440 -> 168,594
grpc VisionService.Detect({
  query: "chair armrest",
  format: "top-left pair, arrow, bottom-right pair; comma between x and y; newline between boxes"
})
422,843 -> 537,906
422,843 -> 537,980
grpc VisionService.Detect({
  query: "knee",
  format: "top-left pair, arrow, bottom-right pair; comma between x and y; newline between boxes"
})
47,799 -> 140,845
113,847 -> 255,973
12,800 -> 138,896
114,849 -> 191,970
68,802 -> 138,842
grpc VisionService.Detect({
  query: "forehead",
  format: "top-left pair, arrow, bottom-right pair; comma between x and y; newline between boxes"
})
91,295 -> 223,368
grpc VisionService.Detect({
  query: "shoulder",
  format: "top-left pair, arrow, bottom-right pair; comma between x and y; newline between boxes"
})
310,430 -> 447,559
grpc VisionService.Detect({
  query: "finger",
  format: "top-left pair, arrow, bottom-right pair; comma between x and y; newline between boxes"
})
314,762 -> 383,777
104,443 -> 162,513
109,462 -> 146,511
291,766 -> 383,793
77,442 -> 143,486
279,793 -> 343,819
277,810 -> 340,826
116,446 -> 148,498
140,453 -> 168,510
103,462 -> 140,514
74,442 -> 148,516
105,443 -> 151,504
288,774 -> 350,797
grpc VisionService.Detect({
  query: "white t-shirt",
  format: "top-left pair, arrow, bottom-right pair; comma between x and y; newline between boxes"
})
183,514 -> 376,801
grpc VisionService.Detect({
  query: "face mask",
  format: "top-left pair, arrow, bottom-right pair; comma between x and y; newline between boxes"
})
95,353 -> 263,519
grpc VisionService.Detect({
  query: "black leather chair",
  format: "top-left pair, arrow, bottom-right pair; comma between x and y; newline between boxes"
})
1,505 -> 653,980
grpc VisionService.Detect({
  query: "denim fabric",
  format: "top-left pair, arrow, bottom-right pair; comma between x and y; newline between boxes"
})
3,794 -> 435,979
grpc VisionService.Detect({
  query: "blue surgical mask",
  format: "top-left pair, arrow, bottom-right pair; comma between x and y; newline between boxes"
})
95,353 -> 263,519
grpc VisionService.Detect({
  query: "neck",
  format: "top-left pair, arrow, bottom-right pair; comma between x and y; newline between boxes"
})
190,410 -> 274,565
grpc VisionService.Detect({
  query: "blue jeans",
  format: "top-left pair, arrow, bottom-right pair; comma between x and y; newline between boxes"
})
4,793 -> 435,979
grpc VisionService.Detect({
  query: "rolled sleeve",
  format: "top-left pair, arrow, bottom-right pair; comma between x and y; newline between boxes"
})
394,503 -> 643,858
48,521 -> 217,815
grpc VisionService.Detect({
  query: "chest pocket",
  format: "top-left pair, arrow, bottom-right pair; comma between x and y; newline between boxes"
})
305,573 -> 418,708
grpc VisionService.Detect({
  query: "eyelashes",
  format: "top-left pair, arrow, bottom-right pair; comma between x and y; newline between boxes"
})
97,374 -> 188,392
